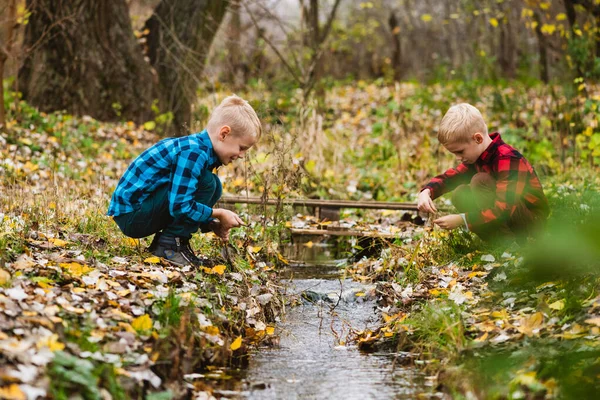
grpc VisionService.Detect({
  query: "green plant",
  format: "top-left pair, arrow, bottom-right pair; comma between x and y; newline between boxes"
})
48,351 -> 125,400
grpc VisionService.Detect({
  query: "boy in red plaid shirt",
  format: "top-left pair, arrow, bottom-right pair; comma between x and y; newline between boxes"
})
417,103 -> 549,242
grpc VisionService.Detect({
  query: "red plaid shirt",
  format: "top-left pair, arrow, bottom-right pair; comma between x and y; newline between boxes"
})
422,132 -> 549,230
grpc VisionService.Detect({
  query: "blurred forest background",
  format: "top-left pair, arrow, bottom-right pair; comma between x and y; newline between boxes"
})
1,0 -> 599,127
1,0 -> 599,202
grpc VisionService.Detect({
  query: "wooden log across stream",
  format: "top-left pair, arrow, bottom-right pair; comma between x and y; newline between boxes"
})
218,196 -> 425,238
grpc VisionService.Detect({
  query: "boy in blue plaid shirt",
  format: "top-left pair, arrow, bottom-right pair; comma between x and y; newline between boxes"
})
107,95 -> 261,267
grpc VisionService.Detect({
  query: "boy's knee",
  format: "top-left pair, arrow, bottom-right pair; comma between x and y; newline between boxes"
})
451,184 -> 473,213
212,173 -> 223,199
470,172 -> 495,189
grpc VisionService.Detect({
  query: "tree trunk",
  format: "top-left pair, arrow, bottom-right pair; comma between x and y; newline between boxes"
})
498,3 -> 516,79
533,12 -> 549,83
388,12 -> 402,82
225,0 -> 242,86
144,0 -> 229,135
563,0 -> 577,30
18,0 -> 155,123
0,0 -> 17,129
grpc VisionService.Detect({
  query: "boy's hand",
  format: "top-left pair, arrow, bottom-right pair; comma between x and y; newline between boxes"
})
211,208 -> 245,240
417,189 -> 437,213
433,214 -> 463,230
210,220 -> 230,241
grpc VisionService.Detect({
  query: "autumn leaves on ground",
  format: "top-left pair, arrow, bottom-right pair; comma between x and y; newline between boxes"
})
1,82 -> 600,399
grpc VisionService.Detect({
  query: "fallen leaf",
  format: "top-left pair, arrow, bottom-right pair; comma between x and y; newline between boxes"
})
584,317 -> 600,327
0,384 -> 26,400
36,334 -> 65,352
230,336 -> 242,351
266,326 -> 275,335
211,265 -> 226,275
517,312 -> 544,337
203,326 -> 220,336
549,299 -> 565,311
0,269 -> 11,285
49,238 -> 69,247
132,314 -> 153,331
144,256 -> 160,264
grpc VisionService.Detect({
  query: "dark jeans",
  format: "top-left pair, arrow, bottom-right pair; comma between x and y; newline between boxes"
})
113,169 -> 222,240
452,172 -> 544,242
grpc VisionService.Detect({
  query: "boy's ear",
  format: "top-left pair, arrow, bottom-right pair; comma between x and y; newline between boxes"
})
473,132 -> 484,144
218,125 -> 231,140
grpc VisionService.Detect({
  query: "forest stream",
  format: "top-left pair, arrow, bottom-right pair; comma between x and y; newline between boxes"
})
214,240 -> 428,399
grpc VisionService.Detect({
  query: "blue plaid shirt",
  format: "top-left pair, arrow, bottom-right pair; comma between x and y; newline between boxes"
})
107,130 -> 221,223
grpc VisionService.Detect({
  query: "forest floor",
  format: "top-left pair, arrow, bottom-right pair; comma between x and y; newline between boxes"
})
1,81 -> 599,399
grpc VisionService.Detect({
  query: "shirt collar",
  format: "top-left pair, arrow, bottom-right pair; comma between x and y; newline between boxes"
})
477,132 -> 502,164
196,130 -> 222,169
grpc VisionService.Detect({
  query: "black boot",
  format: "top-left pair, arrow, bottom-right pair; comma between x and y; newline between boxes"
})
152,235 -> 200,267
147,232 -> 162,252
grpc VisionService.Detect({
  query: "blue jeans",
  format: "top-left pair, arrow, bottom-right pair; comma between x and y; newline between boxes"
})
113,169 -> 222,239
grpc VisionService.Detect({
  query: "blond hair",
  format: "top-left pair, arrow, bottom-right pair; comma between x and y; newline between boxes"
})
438,103 -> 488,145
207,95 -> 262,139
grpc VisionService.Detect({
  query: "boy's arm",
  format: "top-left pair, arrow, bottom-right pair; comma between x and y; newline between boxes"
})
169,149 -> 213,223
421,163 -> 473,200
464,157 -> 527,230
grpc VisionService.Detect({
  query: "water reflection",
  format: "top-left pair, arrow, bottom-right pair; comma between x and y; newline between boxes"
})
240,241 -> 425,399
245,278 -> 424,399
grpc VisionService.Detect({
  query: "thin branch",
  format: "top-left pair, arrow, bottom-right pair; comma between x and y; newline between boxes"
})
243,0 -> 304,85
319,0 -> 342,45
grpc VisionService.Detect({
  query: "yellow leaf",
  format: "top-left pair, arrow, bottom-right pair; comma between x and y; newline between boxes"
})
37,333 -> 65,352
143,121 -> 156,131
468,271 -> 487,279
59,262 -> 93,277
541,24 -> 556,35
124,237 -> 140,246
266,326 -> 275,335
421,14 -> 432,22
304,241 -> 314,248
203,326 -> 220,335
489,18 -> 499,27
0,269 -> 11,285
0,384 -> 26,400
49,238 -> 69,247
548,299 -> 565,310
211,264 -> 226,275
230,335 -> 242,351
276,252 -> 289,265
517,312 -> 544,337
144,256 -> 161,264
584,317 -> 600,327
132,314 -> 153,331
556,13 -> 567,21
248,246 -> 262,254
513,371 -> 539,386
491,309 -> 510,320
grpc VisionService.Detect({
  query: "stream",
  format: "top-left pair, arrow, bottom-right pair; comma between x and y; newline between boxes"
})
216,240 -> 427,399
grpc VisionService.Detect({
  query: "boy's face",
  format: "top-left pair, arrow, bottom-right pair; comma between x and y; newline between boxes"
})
444,133 -> 486,164
213,126 -> 257,165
